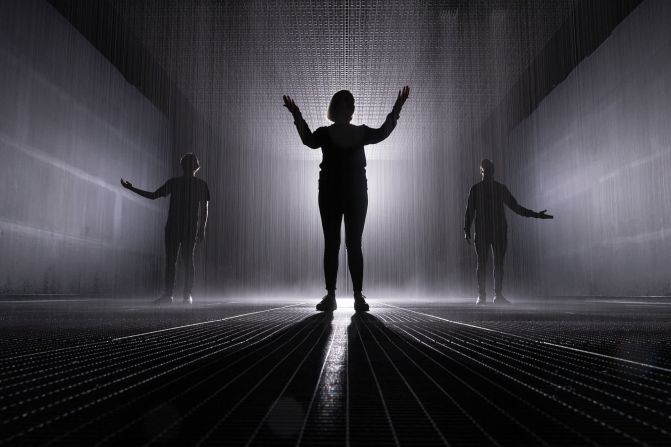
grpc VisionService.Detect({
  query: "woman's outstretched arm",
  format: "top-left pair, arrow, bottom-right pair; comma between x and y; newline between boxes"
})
364,86 -> 410,145
283,95 -> 320,149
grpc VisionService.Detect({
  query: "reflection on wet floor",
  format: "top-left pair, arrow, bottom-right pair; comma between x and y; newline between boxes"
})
1,298 -> 670,446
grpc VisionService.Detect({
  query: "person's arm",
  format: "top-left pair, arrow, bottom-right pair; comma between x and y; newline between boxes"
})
197,201 -> 208,243
283,95 -> 320,149
120,178 -> 167,200
364,86 -> 410,145
503,186 -> 553,219
464,187 -> 475,244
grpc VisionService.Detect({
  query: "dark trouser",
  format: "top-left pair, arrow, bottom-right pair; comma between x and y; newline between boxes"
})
318,181 -> 368,293
474,233 -> 507,297
164,228 -> 196,297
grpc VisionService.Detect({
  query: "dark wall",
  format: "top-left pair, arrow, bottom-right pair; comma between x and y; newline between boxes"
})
489,0 -> 671,297
0,0 -> 170,296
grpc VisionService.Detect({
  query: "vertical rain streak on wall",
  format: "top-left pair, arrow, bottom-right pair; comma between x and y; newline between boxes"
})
498,0 -> 671,297
0,0 -> 170,296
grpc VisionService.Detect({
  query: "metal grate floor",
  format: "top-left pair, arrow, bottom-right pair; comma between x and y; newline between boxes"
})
1,298 -> 670,446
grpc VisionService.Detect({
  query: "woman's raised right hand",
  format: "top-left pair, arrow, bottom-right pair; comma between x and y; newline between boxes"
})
283,95 -> 301,117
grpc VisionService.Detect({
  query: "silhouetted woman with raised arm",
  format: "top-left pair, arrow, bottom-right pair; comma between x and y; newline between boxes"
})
283,86 -> 410,312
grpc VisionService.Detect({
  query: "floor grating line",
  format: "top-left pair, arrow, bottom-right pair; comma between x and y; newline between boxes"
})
1,301 -> 670,446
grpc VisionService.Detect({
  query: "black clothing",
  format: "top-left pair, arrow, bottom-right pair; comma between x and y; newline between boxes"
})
464,180 -> 536,238
475,234 -> 507,296
157,177 -> 210,237
293,110 -> 399,292
156,176 -> 209,296
319,180 -> 368,292
165,230 -> 195,297
464,179 -> 536,297
294,112 -> 398,185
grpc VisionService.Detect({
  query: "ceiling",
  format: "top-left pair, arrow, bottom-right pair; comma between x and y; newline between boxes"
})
105,0 -> 579,160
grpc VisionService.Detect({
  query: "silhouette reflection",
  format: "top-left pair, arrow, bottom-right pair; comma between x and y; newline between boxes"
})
297,310 -> 349,446
346,312 -> 402,446
243,312 -> 336,445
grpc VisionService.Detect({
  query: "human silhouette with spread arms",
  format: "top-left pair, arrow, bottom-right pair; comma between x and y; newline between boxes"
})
464,159 -> 552,305
121,153 -> 210,304
283,86 -> 410,312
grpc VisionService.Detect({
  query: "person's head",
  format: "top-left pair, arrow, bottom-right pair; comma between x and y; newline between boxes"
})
180,153 -> 200,176
327,90 -> 355,124
480,158 -> 494,179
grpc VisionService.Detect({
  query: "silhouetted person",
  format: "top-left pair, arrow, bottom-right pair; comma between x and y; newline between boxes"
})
283,87 -> 410,312
464,159 -> 552,305
121,153 -> 210,304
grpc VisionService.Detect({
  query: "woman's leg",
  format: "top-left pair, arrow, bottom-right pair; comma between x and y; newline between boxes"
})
319,190 -> 343,292
344,186 -> 368,293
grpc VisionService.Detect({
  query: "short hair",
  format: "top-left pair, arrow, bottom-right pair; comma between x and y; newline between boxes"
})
180,153 -> 200,172
480,158 -> 494,175
327,90 -> 355,123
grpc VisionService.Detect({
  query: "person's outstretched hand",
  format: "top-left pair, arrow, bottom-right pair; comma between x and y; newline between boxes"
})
120,178 -> 132,189
283,95 -> 301,117
464,231 -> 472,245
536,210 -> 553,219
393,86 -> 410,115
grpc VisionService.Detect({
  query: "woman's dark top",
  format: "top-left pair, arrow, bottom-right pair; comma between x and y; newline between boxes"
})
292,111 -> 399,188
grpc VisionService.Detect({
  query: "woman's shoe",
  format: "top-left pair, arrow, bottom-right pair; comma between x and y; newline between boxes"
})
316,294 -> 337,311
354,293 -> 369,312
